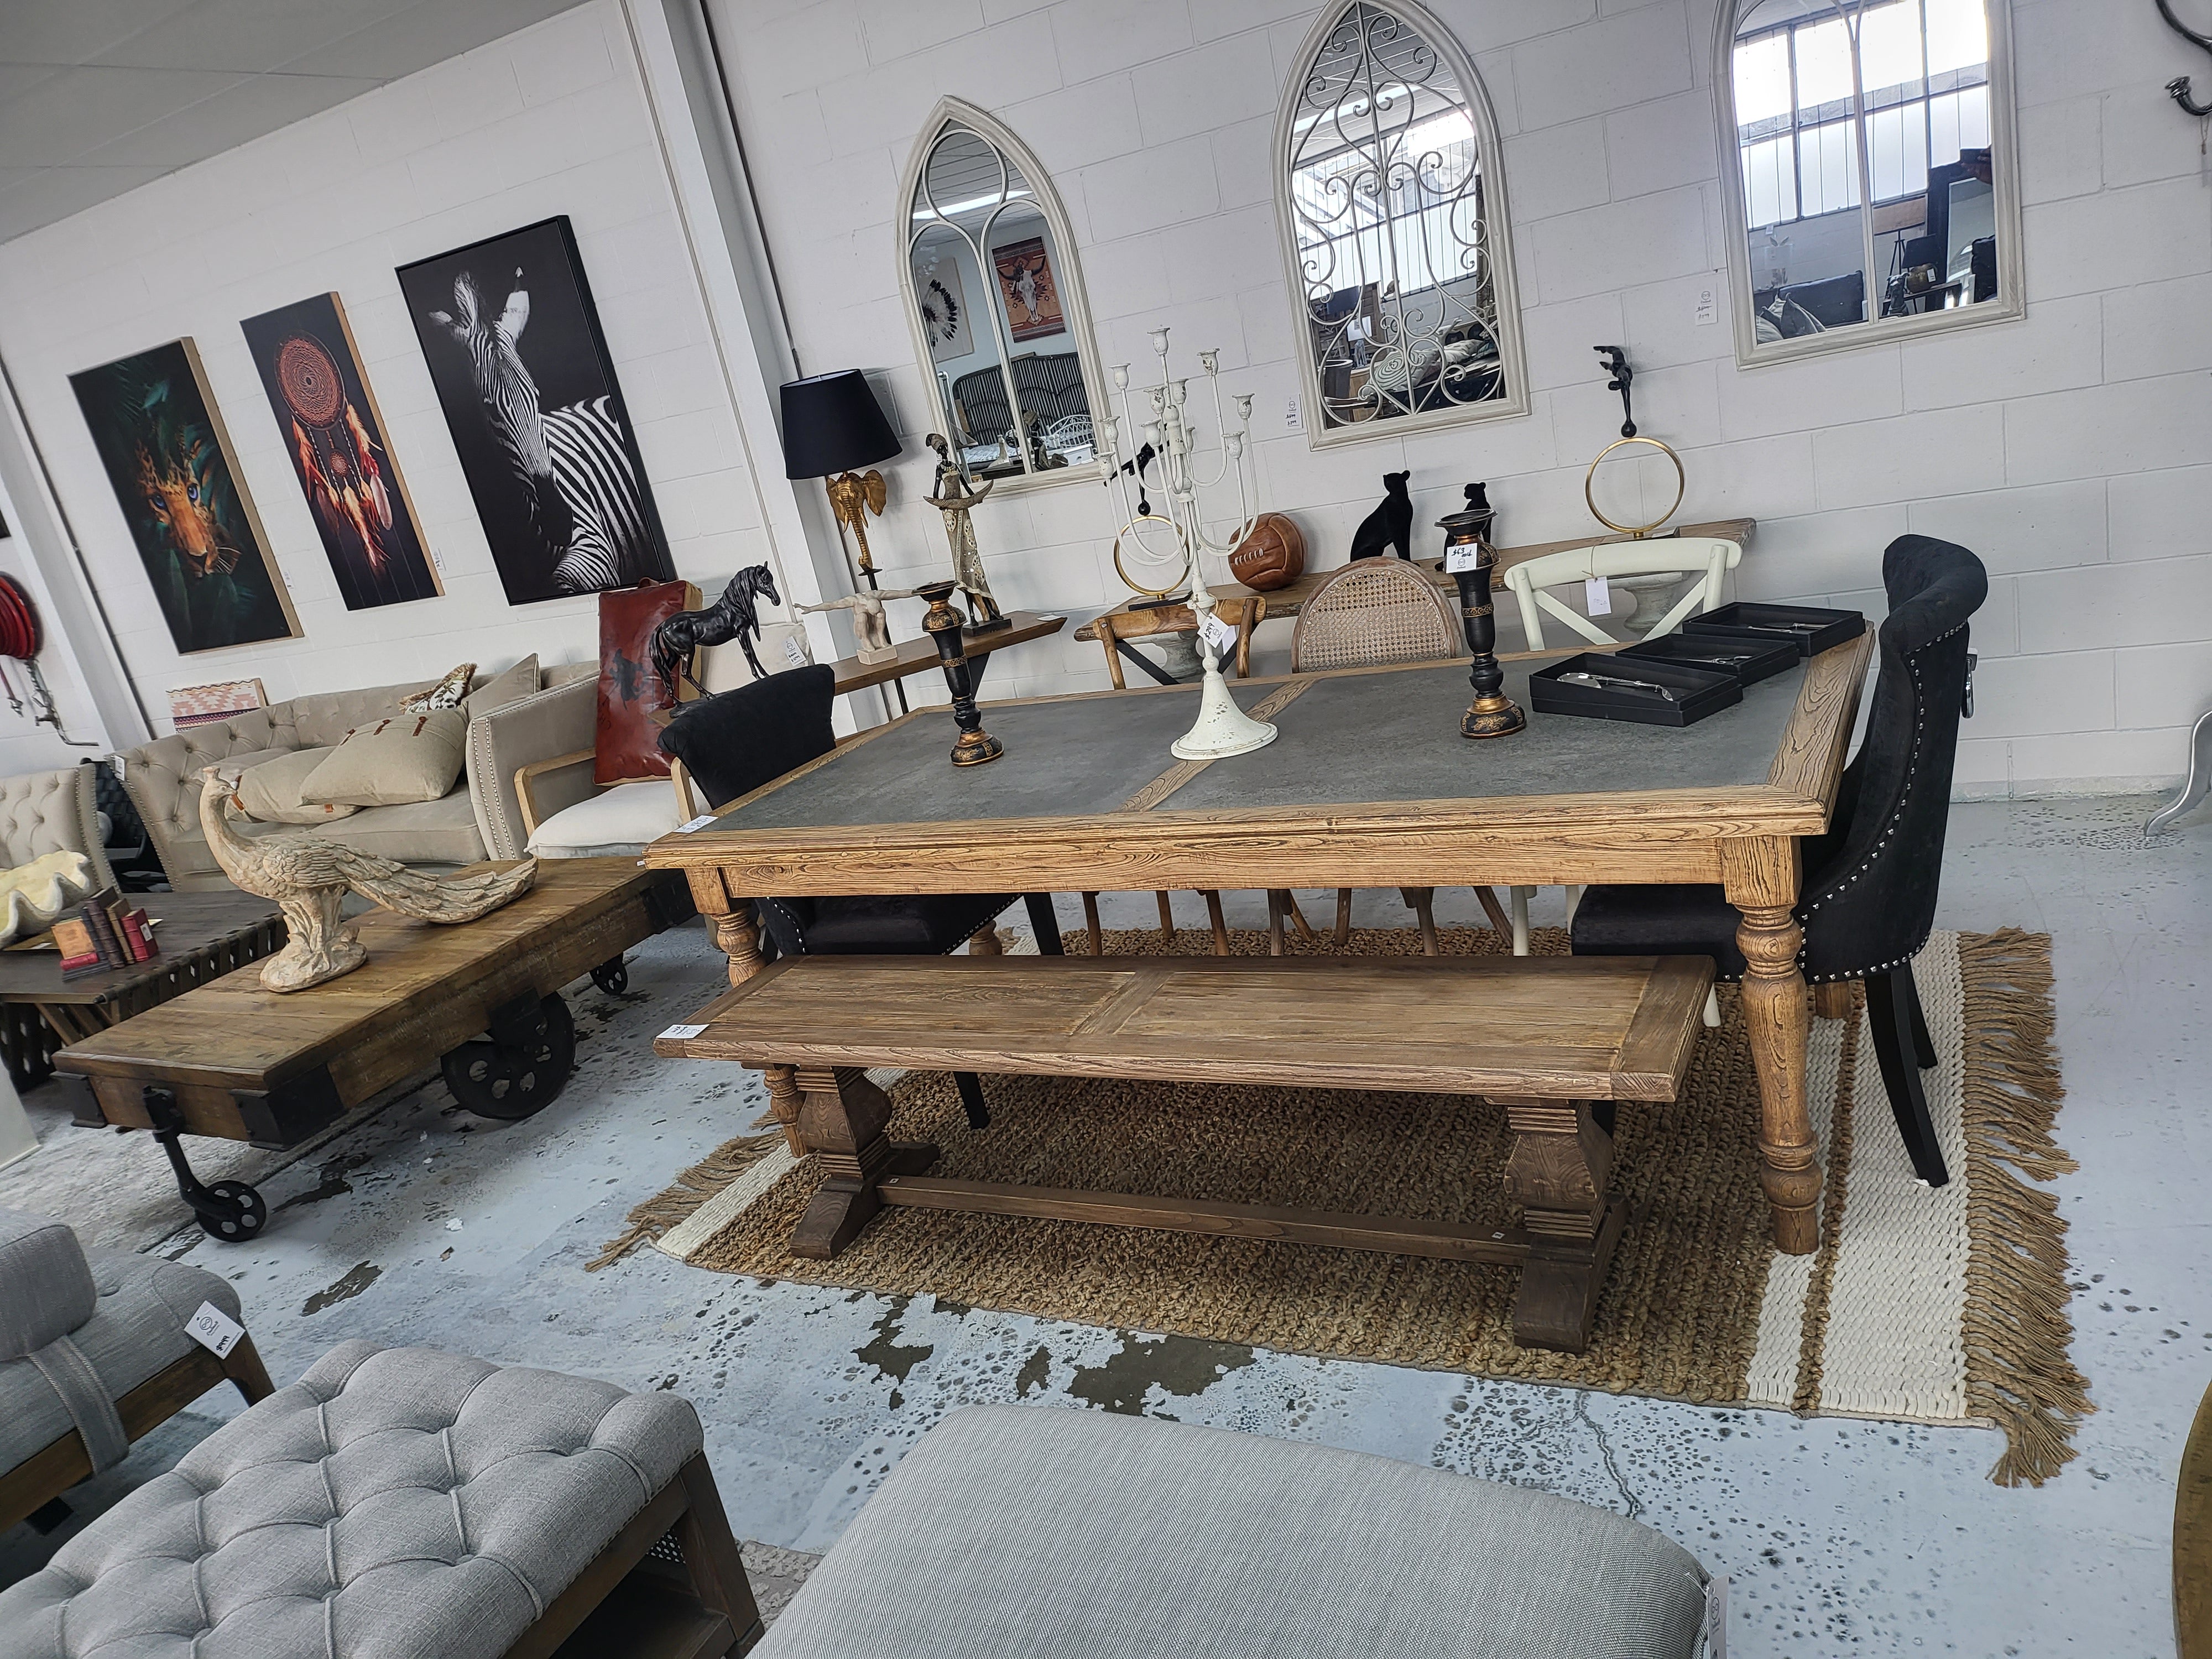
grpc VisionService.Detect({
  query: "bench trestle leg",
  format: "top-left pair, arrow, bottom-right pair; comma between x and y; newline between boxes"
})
1499,1097 -> 1624,1354
790,1065 -> 937,1259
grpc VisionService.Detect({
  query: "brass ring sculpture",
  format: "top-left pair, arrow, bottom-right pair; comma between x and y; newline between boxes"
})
1584,435 -> 1686,539
1111,513 -> 1193,598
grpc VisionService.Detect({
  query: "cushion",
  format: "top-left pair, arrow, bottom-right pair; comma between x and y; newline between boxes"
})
397,660 -> 475,711
597,581 -> 698,786
658,664 -> 836,810
0,1341 -> 702,1659
0,849 -> 97,947
0,1231 -> 239,1475
463,654 -> 540,724
0,1208 -> 93,1363
526,778 -> 681,860
310,790 -> 486,867
753,1405 -> 1710,1658
216,747 -> 358,825
301,709 -> 467,808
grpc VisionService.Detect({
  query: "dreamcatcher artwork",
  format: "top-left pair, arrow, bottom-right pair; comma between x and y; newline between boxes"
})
241,294 -> 442,609
912,246 -> 972,363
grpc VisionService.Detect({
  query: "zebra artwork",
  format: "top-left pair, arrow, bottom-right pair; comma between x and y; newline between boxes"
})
400,217 -> 672,605
426,270 -> 654,595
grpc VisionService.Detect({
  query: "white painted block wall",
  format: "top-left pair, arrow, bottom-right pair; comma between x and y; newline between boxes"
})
0,2 -> 790,728
717,0 -> 2212,795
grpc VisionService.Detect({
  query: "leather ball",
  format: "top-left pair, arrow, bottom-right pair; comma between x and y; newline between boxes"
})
1228,512 -> 1307,592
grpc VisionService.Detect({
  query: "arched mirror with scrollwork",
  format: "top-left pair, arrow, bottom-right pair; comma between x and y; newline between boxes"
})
1274,0 -> 1529,445
898,100 -> 1107,491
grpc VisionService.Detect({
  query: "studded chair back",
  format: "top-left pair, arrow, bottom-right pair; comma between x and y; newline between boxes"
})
1290,557 -> 1462,674
1798,535 -> 1986,982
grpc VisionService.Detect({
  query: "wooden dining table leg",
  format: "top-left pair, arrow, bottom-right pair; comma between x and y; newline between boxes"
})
1500,1095 -> 1624,1354
690,868 -> 806,1157
1725,837 -> 1822,1255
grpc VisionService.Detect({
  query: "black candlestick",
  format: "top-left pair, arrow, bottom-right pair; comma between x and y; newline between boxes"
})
918,580 -> 1003,766
1437,507 -> 1526,740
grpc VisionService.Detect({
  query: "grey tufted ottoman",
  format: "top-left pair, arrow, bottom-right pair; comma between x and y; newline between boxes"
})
0,1341 -> 761,1659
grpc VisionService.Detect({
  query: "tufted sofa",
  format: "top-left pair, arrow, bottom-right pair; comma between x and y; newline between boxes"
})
0,766 -> 116,894
114,669 -> 593,891
0,1207 -> 272,1536
0,1340 -> 760,1658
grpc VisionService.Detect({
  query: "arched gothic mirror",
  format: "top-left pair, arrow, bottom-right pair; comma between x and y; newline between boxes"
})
899,102 -> 1105,487
1275,0 -> 1529,443
1717,0 -> 2022,364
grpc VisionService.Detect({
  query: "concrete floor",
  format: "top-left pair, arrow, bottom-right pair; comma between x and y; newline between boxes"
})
1,794 -> 2201,1656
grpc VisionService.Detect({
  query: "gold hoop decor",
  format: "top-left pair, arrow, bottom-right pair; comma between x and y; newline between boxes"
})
1111,514 -> 1192,598
1583,435 -> 1686,539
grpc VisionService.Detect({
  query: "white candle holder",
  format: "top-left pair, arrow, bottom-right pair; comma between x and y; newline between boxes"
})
1096,327 -> 1274,760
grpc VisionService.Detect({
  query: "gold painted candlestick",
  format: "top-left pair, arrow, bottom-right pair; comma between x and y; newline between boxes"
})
918,580 -> 1003,766
1439,509 -> 1526,740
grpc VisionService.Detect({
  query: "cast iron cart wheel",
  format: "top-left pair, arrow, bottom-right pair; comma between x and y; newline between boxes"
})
440,994 -> 576,1121
590,955 -> 629,995
194,1180 -> 267,1242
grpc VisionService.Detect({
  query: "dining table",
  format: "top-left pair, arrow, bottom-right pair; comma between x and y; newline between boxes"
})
645,630 -> 1874,1257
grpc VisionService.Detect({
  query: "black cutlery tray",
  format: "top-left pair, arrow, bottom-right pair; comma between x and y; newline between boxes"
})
1682,602 -> 1865,656
1527,653 -> 1741,728
1618,627 -> 1801,686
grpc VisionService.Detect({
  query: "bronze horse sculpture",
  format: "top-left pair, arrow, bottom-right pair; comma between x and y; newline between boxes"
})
652,564 -> 780,698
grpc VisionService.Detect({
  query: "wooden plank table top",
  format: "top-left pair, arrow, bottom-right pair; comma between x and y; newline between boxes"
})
651,625 -> 1874,1260
0,892 -> 281,1006
827,611 -> 1066,696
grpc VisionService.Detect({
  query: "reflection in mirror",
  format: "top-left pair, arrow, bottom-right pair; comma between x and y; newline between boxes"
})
1278,1 -> 1525,437
904,114 -> 1097,484
1732,0 -> 1997,347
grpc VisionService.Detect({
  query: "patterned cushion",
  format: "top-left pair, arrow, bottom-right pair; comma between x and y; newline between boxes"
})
0,1342 -> 702,1659
397,661 -> 475,712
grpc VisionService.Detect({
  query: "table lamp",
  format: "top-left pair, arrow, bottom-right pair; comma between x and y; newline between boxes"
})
780,370 -> 901,592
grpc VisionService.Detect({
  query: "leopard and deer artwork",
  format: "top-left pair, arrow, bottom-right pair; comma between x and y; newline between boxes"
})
70,338 -> 302,654
399,216 -> 675,607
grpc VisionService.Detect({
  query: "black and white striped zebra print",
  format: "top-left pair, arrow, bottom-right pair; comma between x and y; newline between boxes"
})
427,269 -> 656,596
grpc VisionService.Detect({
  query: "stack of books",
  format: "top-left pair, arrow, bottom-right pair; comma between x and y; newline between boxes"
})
54,890 -> 159,980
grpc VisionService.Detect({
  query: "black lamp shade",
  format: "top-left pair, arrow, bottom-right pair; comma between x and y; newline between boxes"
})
779,370 -> 901,480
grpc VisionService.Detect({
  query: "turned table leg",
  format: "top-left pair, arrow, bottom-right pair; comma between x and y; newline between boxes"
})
689,869 -> 806,1157
1500,1095 -> 1625,1353
1725,838 -> 1822,1255
787,1065 -> 937,1259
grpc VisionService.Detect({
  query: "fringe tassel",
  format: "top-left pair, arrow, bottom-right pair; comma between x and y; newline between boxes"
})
1793,983 -> 1860,1413
1957,928 -> 2091,1486
588,1134 -> 780,1272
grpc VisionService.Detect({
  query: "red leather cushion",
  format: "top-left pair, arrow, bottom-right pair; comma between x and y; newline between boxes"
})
596,580 -> 698,785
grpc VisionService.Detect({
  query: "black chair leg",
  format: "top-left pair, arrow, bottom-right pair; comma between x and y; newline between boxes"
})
1897,959 -> 1937,1069
954,1071 -> 989,1130
1024,894 -> 1064,956
1865,969 -> 1948,1186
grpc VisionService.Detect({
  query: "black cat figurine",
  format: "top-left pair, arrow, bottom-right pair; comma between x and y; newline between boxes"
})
1349,470 -> 1413,560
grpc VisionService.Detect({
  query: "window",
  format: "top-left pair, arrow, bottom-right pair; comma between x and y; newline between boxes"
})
1274,0 -> 1528,441
1714,0 -> 2022,364
898,101 -> 1105,487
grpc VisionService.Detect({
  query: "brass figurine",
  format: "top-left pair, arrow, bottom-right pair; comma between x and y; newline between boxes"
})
1440,486 -> 1525,741
923,432 -> 1008,632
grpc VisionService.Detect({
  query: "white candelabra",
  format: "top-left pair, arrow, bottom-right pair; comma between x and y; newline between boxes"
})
1097,327 -> 1275,760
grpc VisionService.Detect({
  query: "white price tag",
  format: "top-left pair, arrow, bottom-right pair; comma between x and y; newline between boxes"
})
1702,1574 -> 1728,1658
675,814 -> 717,833
185,1301 -> 244,1359
1444,543 -> 1483,574
660,1022 -> 707,1042
1197,614 -> 1237,654
1584,575 -> 1613,617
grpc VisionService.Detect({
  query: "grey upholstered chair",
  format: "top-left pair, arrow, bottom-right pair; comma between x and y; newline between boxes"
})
0,1206 -> 272,1533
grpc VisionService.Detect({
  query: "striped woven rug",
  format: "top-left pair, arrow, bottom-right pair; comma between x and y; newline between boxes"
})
600,925 -> 2086,1485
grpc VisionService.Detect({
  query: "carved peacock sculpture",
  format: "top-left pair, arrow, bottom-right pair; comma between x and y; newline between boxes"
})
198,772 -> 537,992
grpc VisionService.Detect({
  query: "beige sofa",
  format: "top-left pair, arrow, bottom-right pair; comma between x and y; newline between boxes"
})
116,667 -> 593,890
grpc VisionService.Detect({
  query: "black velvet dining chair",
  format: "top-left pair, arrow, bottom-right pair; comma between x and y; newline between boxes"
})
659,664 -> 1062,1127
1569,535 -> 1986,1187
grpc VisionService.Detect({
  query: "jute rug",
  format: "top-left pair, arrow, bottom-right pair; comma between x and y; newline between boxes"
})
602,924 -> 2086,1485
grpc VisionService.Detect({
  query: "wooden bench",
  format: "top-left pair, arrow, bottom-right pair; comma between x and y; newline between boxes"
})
656,952 -> 1714,1353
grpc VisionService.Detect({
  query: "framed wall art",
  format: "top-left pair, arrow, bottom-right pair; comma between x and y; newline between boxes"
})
241,293 -> 442,611
397,216 -> 674,606
990,236 -> 1065,342
68,338 -> 302,655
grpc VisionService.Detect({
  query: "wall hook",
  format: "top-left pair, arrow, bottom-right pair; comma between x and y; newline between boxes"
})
2158,0 -> 2212,116
1594,345 -> 1635,438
